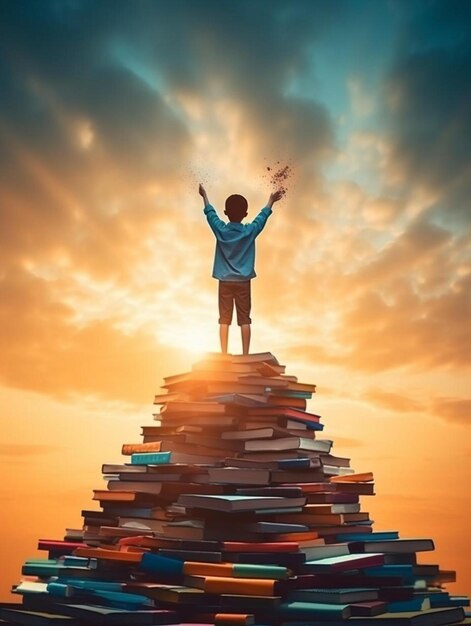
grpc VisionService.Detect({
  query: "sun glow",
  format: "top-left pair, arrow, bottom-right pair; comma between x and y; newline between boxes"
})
158,324 -> 217,357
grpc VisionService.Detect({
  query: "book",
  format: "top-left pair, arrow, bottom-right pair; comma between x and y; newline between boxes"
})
131,451 -> 223,465
287,587 -> 379,603
200,351 -> 280,365
277,601 -> 352,619
226,457 -> 319,470
222,426 -> 308,441
304,553 -> 384,573
207,467 -> 272,485
160,401 -> 243,415
243,437 -> 332,453
299,542 -> 353,560
177,494 -> 307,512
351,539 -> 435,553
19,601 -> 179,625
351,602 -> 390,617
0,605 -> 79,625
8,350 -> 471,626
183,574 -> 280,596
277,607 -> 466,626
192,360 -> 285,375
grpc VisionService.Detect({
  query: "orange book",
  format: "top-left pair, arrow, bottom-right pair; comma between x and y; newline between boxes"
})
122,442 -> 163,455
93,490 -> 139,502
183,562 -> 233,577
331,472 -> 374,483
215,614 -> 255,626
187,575 -> 276,596
74,547 -> 144,563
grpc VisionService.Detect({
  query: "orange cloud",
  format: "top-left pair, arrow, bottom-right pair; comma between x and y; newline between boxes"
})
0,267 -> 187,403
0,444 -> 62,457
430,397 -> 471,424
363,388 -> 425,413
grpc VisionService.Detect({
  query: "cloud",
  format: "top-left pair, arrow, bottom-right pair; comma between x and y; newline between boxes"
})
382,0 -> 471,224
0,444 -> 62,457
0,266 -> 188,403
361,387 -> 470,425
430,397 -> 471,425
363,388 -> 425,413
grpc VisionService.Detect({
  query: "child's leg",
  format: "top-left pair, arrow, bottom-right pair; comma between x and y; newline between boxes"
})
241,324 -> 251,355
218,281 -> 234,354
220,324 -> 230,354
234,280 -> 252,355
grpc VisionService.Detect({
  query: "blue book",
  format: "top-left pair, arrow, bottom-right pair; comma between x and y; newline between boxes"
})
139,552 -> 184,582
289,417 -> 324,430
388,598 -> 431,612
365,564 -> 415,584
51,580 -> 124,592
336,531 -> 399,542
131,451 -> 171,465
86,589 -> 153,608
275,390 -> 313,399
420,592 -> 449,607
48,582 -> 150,608
278,458 -> 311,469
450,597 -> 470,607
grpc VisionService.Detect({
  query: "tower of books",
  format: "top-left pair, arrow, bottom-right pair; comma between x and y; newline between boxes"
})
3,352 -> 470,626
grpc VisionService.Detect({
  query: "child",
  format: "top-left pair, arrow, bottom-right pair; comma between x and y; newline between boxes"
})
199,183 -> 283,355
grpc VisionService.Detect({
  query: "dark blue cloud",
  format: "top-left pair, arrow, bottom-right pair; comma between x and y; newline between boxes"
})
383,0 -> 471,224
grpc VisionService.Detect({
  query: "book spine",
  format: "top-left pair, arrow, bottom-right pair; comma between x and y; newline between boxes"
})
131,451 -> 172,465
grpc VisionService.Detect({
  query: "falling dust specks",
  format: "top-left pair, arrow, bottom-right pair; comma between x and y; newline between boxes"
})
262,158 -> 294,198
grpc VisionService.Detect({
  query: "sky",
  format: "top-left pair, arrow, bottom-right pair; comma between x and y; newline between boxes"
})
0,0 -> 470,600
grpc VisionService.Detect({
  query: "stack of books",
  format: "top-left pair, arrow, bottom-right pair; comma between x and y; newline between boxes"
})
4,352 -> 470,626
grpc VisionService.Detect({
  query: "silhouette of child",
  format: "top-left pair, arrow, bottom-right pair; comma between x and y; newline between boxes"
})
199,183 -> 283,355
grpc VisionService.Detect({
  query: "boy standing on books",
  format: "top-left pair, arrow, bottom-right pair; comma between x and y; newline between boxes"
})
199,183 -> 283,356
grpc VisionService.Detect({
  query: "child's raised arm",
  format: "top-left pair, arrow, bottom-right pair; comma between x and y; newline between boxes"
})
266,189 -> 284,208
199,183 -> 210,207
200,183 -> 226,235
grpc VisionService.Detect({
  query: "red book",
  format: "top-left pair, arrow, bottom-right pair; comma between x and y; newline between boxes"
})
38,540 -> 83,554
350,602 -> 388,616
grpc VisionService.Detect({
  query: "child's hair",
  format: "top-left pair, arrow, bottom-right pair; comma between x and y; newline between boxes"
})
225,194 -> 248,222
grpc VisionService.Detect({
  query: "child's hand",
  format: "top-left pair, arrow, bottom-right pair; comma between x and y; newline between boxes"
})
269,189 -> 284,206
199,183 -> 207,198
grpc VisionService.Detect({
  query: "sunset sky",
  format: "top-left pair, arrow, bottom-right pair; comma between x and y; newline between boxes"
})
1,0 -> 470,600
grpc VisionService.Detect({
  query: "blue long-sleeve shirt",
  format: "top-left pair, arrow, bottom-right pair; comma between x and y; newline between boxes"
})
204,203 -> 273,281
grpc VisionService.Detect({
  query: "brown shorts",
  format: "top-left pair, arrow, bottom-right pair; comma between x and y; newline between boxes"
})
218,280 -> 252,326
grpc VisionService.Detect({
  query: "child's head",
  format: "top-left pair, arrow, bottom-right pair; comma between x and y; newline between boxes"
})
224,194 -> 248,222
